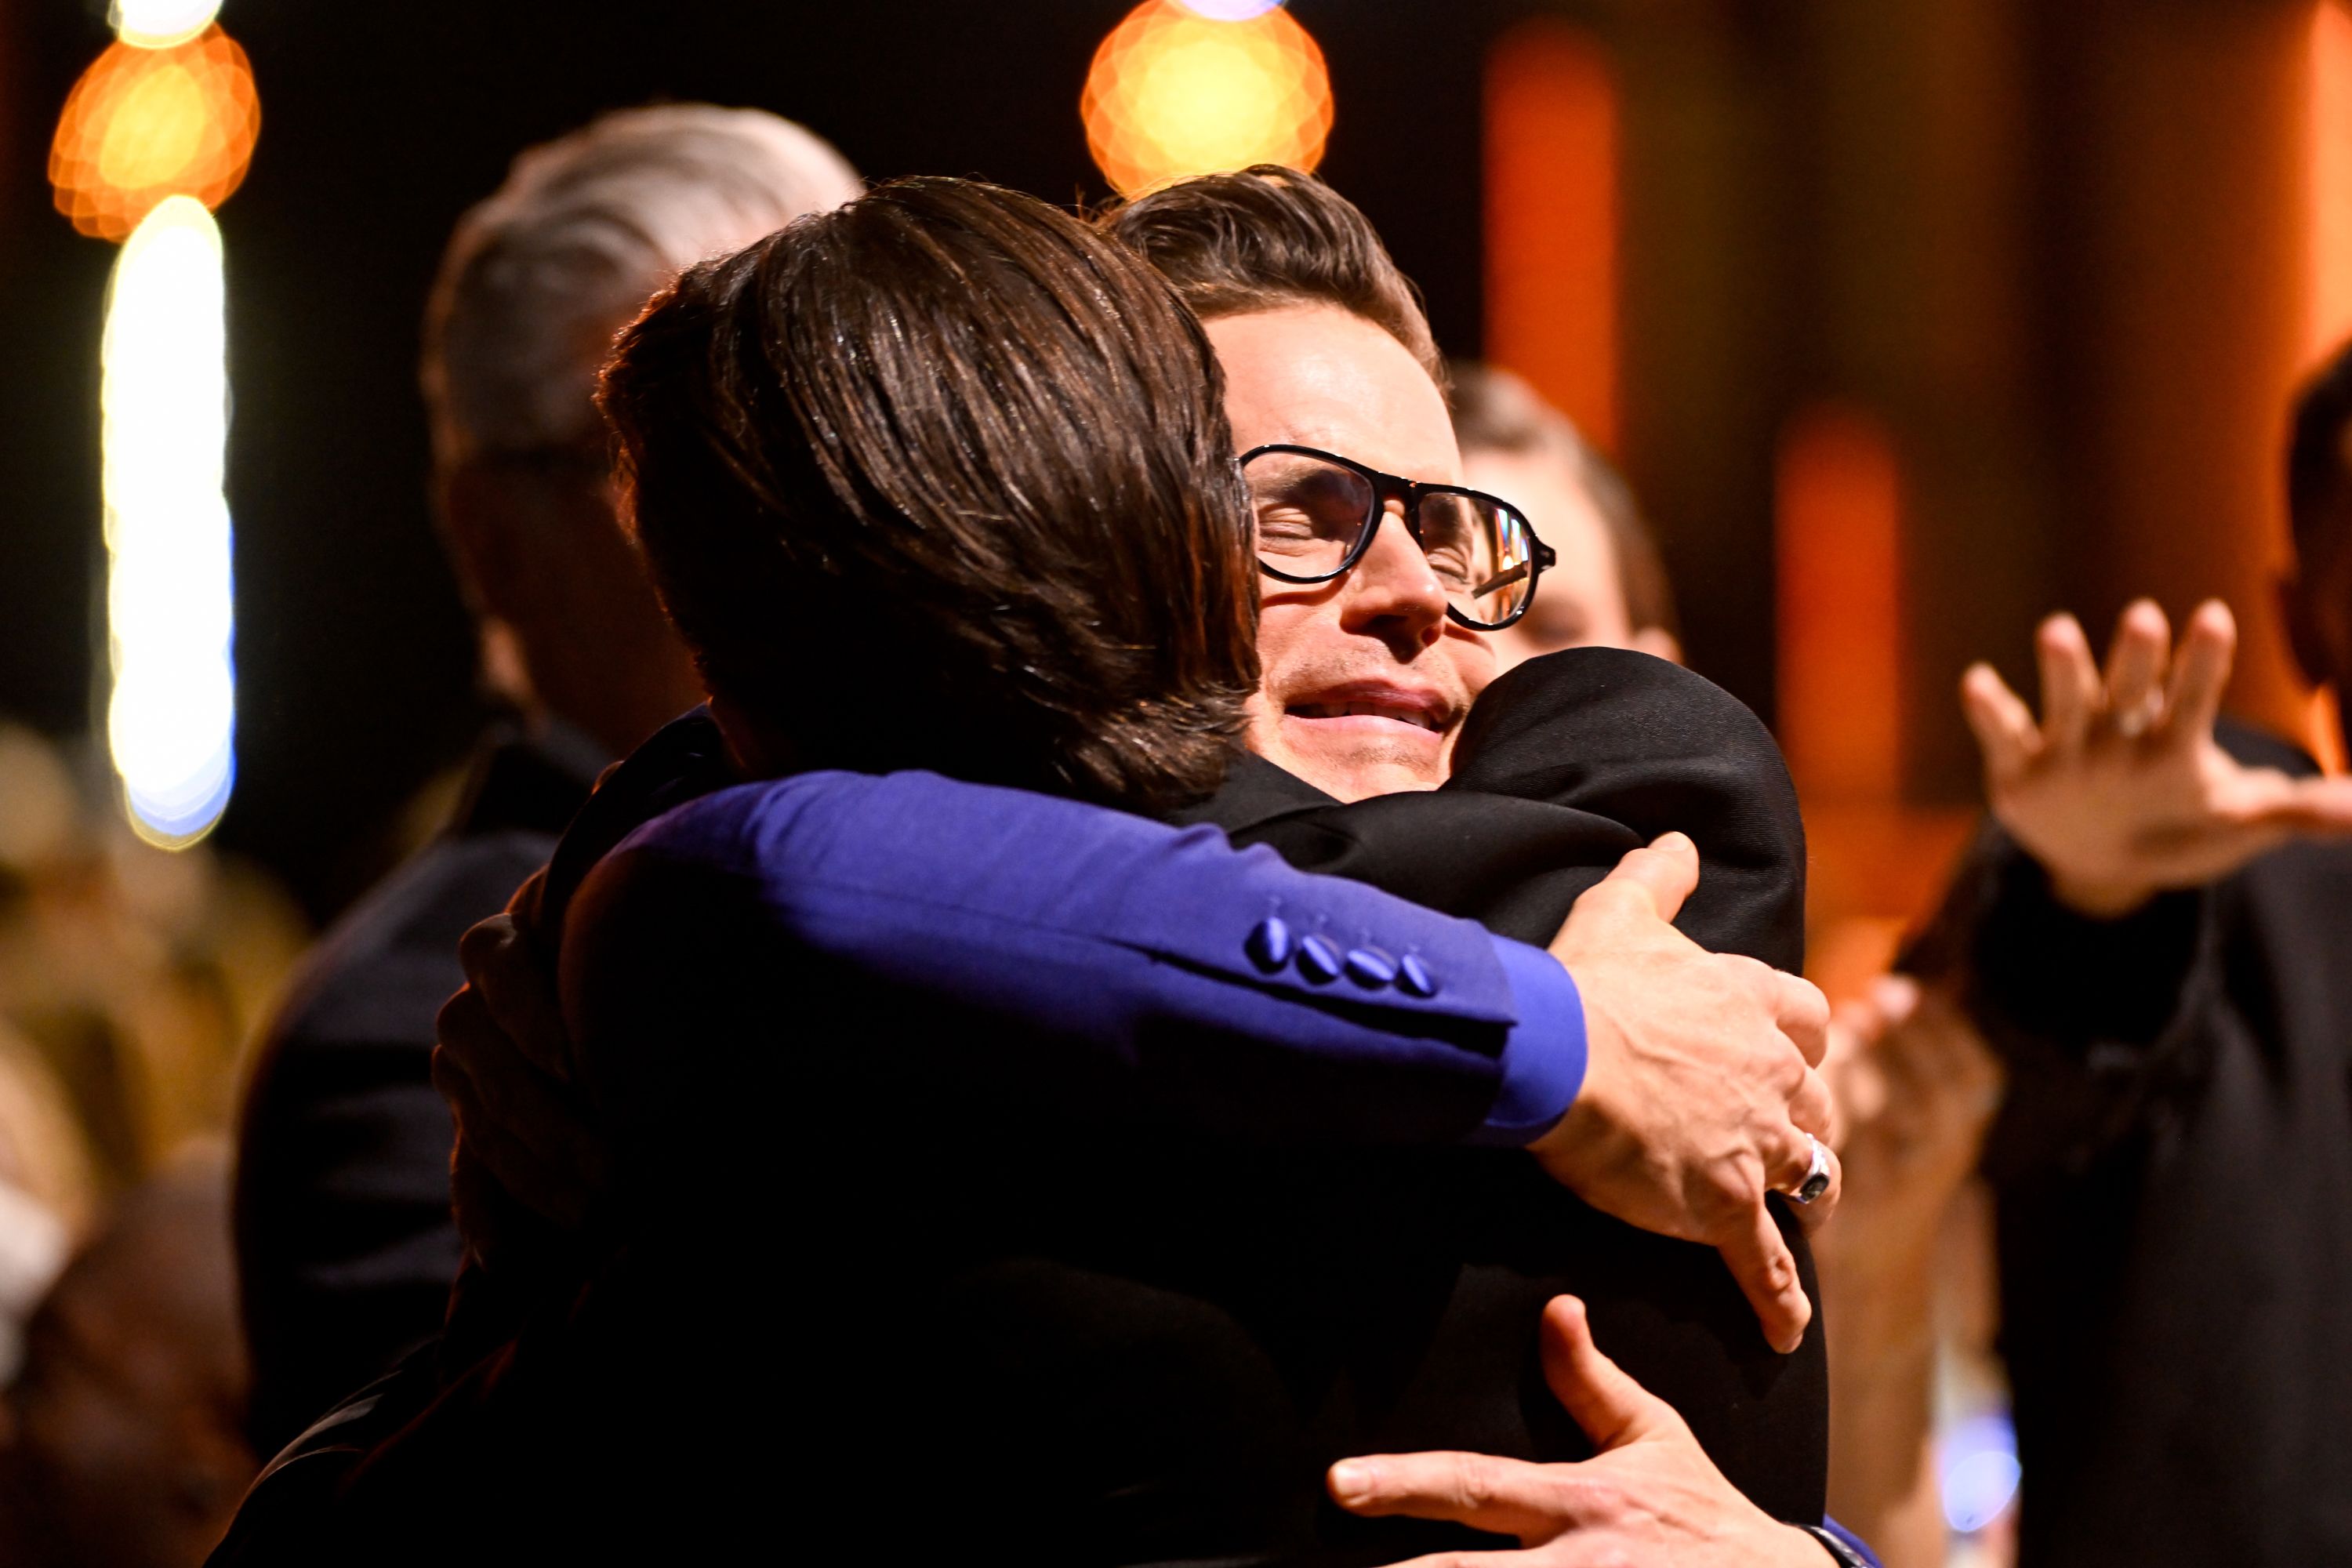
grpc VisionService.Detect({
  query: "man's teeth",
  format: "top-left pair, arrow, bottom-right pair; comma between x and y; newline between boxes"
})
1290,702 -> 1442,732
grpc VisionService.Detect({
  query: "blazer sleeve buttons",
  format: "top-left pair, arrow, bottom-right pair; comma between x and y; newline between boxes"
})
1247,919 -> 1428,996
1245,915 -> 1294,972
1397,953 -> 1439,998
1296,934 -> 1344,983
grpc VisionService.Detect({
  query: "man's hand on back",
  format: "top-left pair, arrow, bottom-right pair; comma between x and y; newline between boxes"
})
1534,834 -> 1835,1354
1329,1295 -> 1838,1567
433,909 -> 608,1258
1961,598 -> 2352,918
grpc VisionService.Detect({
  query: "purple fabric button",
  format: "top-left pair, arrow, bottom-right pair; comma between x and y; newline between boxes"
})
1297,934 -> 1343,983
1397,953 -> 1438,997
1344,947 -> 1398,988
1244,915 -> 1294,972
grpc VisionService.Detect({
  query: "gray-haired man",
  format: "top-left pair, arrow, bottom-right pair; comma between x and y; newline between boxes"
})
230,104 -> 858,1457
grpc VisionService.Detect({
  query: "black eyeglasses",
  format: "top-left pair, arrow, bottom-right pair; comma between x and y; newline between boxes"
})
1240,444 -> 1555,631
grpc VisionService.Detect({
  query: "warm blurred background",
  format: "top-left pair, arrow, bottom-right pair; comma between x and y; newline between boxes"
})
2,1 -> 2349,1563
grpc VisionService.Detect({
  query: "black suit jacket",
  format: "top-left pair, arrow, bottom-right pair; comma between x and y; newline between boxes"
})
232,727 -> 602,1456
1178,649 -> 1822,1536
1931,723 -> 2352,1566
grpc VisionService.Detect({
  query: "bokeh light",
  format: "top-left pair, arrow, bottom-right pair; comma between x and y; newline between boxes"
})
1940,1412 -> 2023,1536
1177,0 -> 1284,19
50,27 -> 259,242
101,197 -> 236,848
111,0 -> 225,49
1083,0 -> 1333,195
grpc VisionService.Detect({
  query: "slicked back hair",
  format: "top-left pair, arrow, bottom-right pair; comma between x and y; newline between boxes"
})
1097,165 -> 1445,390
598,177 -> 1260,811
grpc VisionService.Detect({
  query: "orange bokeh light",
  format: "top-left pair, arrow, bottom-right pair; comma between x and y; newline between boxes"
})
1083,0 -> 1332,196
50,27 -> 259,243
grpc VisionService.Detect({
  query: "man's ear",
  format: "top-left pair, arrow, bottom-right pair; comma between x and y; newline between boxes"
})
1629,626 -> 1683,666
438,461 -> 528,625
2279,568 -> 2331,688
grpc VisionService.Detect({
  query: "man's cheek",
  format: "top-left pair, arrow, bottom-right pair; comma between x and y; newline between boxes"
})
1240,691 -> 1284,754
1452,631 -> 1500,701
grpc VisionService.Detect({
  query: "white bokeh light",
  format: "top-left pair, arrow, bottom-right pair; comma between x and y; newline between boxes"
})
109,0 -> 223,49
102,195 -> 235,846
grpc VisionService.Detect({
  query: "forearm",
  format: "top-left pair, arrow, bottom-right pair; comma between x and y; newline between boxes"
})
1820,1247 -> 1938,1567
568,771 -> 1590,1148
1933,826 -> 2201,1053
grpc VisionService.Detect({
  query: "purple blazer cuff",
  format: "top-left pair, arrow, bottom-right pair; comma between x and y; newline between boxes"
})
1468,938 -> 1587,1145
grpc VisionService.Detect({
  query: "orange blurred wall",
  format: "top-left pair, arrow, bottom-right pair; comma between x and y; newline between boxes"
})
1484,17 -> 1619,452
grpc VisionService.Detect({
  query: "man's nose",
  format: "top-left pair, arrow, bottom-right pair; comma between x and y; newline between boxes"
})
1339,506 -> 1448,651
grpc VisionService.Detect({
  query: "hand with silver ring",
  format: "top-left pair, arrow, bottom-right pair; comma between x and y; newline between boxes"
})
1785,1134 -> 1832,1206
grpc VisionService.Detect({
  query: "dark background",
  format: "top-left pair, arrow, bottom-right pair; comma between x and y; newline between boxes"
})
0,0 -> 1507,918
0,0 -> 2330,929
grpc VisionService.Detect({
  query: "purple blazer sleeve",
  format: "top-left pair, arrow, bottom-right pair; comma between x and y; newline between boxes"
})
1815,1519 -> 1882,1566
561,768 -> 1584,1149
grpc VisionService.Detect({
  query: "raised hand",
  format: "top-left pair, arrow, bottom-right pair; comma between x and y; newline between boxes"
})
1962,599 -> 2352,917
1329,1295 -> 1836,1567
1535,835 -> 1836,1354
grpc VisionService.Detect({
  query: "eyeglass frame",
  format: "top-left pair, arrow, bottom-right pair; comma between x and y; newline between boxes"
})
1238,442 -> 1557,632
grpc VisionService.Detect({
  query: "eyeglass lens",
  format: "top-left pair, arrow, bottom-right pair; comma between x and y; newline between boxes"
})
1243,448 -> 1540,629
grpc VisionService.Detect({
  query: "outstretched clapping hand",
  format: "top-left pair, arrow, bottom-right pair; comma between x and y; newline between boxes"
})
1534,835 -> 1835,1355
1961,599 -> 2352,917
1329,1295 -> 1838,1567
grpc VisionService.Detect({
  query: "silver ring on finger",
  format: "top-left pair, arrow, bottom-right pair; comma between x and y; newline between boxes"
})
2113,693 -> 2162,739
1785,1134 -> 1832,1206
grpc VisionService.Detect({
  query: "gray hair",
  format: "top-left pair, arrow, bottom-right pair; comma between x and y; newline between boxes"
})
423,103 -> 862,466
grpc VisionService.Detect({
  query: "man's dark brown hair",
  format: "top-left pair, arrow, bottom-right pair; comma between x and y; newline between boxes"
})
598,176 -> 1258,810
1098,165 -> 1444,388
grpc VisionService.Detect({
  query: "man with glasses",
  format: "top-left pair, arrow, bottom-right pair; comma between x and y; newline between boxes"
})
1247,441 -> 1550,665
1107,167 -> 1853,1562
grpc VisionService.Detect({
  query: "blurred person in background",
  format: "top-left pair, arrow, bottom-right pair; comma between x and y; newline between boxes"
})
1447,362 -> 1680,669
1439,365 -> 2009,1568
1918,340 -> 2352,1565
0,1023 -> 84,1387
229,103 -> 861,1459
0,1147 -> 250,1568
0,715 -> 303,1527
0,725 -> 301,1208
1812,972 -> 2005,1568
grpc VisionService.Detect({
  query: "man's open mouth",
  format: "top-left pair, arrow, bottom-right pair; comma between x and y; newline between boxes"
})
1284,690 -> 1453,735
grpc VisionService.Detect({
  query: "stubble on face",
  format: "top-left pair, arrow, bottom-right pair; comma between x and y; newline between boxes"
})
1207,305 -> 1494,802
1242,633 -> 1469,800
